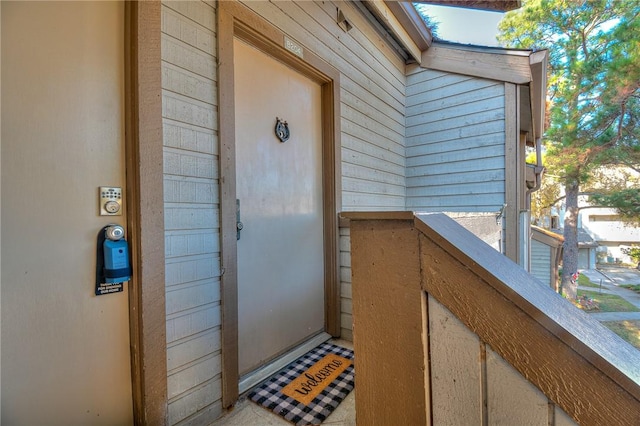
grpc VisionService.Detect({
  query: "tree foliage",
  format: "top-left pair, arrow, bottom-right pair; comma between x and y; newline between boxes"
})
622,246 -> 640,266
498,0 -> 640,299
413,3 -> 440,38
499,0 -> 640,175
591,188 -> 640,223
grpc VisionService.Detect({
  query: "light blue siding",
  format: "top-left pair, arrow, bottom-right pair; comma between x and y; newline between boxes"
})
161,1 -> 223,424
406,69 -> 506,213
531,239 -> 552,287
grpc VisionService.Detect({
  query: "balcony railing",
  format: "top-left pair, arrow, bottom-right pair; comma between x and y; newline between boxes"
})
343,211 -> 640,425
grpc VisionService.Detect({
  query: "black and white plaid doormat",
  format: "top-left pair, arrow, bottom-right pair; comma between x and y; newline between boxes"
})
248,342 -> 355,426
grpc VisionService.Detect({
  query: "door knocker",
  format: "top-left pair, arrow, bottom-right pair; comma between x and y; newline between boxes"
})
275,117 -> 290,143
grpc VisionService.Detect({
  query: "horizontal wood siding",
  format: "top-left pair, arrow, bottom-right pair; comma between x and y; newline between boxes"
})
406,69 -> 506,212
339,226 -> 353,341
531,239 -> 552,287
241,0 -> 407,211
161,0 -> 410,422
161,1 -> 222,424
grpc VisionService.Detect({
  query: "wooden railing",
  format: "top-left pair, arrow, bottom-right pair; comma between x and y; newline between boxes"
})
342,212 -> 640,425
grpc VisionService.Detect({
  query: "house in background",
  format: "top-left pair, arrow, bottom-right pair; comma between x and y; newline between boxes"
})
549,224 -> 598,270
12,1 -> 628,425
583,206 -> 640,265
576,226 -> 599,269
531,225 -> 563,290
549,166 -> 640,267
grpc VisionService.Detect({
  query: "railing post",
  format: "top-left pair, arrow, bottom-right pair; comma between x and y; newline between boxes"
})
349,217 -> 429,425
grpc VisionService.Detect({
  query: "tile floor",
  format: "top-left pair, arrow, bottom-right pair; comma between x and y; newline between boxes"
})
211,340 -> 356,426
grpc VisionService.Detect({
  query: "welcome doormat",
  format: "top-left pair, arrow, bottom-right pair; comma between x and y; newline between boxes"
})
248,342 -> 355,426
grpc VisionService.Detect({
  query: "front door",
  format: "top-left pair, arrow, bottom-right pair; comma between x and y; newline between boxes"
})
234,38 -> 326,379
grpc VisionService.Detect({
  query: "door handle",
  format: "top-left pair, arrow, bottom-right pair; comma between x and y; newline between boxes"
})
236,199 -> 243,240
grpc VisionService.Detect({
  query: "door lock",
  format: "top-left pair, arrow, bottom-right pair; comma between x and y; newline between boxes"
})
236,199 -> 243,241
100,187 -> 122,216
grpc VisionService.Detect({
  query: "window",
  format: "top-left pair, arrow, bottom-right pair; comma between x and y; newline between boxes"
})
589,215 -> 620,222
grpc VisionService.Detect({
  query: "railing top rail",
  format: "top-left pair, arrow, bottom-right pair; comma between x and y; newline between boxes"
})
342,211 -> 640,401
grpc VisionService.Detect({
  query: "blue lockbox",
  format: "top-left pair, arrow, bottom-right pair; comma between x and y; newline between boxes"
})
103,238 -> 131,283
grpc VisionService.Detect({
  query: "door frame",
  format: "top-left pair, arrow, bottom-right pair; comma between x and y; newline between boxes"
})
218,1 -> 342,407
125,2 -> 168,424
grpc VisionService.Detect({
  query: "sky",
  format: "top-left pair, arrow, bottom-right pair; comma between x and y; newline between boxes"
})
417,4 -> 506,47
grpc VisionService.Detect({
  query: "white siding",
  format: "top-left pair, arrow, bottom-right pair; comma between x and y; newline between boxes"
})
161,1 -> 222,424
406,69 -> 506,212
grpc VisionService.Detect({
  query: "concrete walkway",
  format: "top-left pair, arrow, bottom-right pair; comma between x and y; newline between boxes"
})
579,266 -> 640,322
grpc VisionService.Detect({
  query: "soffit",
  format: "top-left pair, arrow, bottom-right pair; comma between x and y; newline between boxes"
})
412,0 -> 521,12
422,41 -> 533,83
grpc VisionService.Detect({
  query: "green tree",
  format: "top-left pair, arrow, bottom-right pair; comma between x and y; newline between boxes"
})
413,3 -> 440,38
498,0 -> 640,300
590,187 -> 640,224
622,246 -> 640,268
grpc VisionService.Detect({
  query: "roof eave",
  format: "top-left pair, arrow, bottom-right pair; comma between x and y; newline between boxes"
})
384,1 -> 433,52
422,41 -> 536,84
411,0 -> 521,12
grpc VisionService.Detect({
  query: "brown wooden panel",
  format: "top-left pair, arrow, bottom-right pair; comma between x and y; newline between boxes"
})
350,220 -> 427,426
348,212 -> 640,424
504,82 -> 518,262
415,214 -> 640,425
413,0 -> 520,12
217,3 -> 240,408
422,45 -> 532,85
125,1 -> 168,424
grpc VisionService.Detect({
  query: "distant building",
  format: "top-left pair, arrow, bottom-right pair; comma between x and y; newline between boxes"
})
548,227 -> 598,270
581,206 -> 640,265
549,166 -> 640,267
531,226 -> 563,290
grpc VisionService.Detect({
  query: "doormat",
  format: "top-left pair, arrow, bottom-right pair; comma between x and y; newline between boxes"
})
248,342 -> 355,426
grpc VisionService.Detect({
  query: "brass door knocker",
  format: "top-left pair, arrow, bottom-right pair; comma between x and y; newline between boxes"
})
275,117 -> 290,143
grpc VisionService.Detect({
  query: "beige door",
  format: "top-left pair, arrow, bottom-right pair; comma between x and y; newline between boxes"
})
234,39 -> 325,378
1,2 -> 132,424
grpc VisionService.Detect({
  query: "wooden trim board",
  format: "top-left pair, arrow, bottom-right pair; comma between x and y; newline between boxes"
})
124,1 -> 168,424
349,219 -> 427,426
422,44 -> 532,84
504,82 -> 518,262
